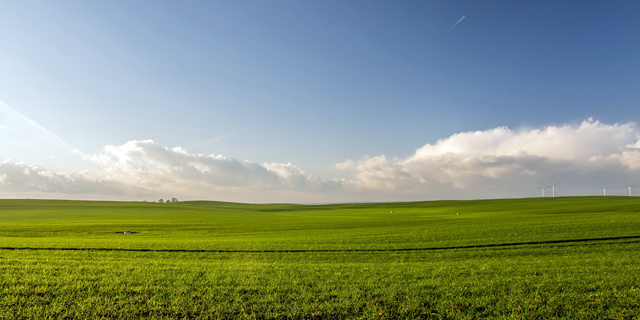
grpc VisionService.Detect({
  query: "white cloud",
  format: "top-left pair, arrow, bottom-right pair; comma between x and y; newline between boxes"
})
0,160 -> 128,196
0,140 -> 345,201
409,118 -> 635,160
83,140 -> 344,192
336,119 -> 640,198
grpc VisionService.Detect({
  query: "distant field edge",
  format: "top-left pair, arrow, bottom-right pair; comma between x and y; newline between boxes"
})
2,235 -> 639,254
1,195 -> 637,205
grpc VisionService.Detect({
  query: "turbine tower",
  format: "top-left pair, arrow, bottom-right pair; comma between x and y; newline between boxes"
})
550,181 -> 559,197
600,186 -> 609,196
624,183 -> 637,197
538,186 -> 548,197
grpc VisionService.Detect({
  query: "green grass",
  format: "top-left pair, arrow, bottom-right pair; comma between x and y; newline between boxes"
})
1,197 -> 639,319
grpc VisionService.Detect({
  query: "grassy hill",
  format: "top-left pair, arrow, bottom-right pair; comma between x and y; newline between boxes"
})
1,197 -> 639,318
1,196 -> 639,250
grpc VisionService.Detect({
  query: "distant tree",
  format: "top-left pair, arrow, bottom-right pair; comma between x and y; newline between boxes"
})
158,199 -> 164,203
171,197 -> 178,203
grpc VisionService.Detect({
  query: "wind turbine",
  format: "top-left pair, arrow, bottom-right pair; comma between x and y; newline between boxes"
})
624,183 -> 637,196
600,186 -> 609,196
538,186 -> 548,197
549,181 -> 559,197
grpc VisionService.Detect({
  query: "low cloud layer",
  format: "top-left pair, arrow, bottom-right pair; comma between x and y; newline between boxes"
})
0,160 -> 128,197
336,119 -> 640,199
0,140 -> 345,202
87,140 -> 344,192
2,119 -> 640,202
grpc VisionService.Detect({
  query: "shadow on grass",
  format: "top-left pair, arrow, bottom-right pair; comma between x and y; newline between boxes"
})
1,235 -> 640,253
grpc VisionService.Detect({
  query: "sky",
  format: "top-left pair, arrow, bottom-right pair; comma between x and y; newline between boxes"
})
1,1 -> 640,202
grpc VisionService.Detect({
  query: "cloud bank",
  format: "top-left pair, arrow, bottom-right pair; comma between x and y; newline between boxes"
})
2,119 -> 640,202
0,140 -> 345,202
0,160 -> 128,197
336,119 -> 640,199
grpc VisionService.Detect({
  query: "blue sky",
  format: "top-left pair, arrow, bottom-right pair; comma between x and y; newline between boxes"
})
2,1 -> 640,202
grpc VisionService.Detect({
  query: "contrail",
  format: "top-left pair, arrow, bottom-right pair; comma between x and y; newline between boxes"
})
0,101 -> 82,154
188,127 -> 251,151
449,15 -> 466,31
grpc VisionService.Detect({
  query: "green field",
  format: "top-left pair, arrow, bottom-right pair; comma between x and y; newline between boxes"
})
1,197 -> 639,319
